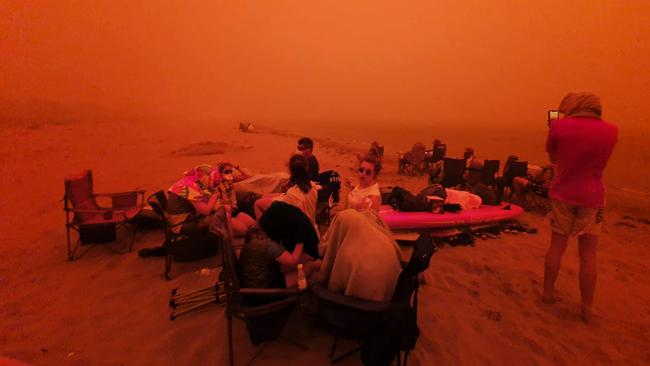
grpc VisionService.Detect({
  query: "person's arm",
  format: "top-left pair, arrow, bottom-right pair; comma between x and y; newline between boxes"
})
233,166 -> 251,182
192,193 -> 219,216
369,195 -> 381,211
546,127 -> 558,164
275,243 -> 304,273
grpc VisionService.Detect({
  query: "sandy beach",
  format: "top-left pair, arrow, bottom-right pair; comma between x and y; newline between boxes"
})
2,1 -> 650,364
1,117 -> 649,365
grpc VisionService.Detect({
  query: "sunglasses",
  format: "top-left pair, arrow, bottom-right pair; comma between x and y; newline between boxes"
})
297,145 -> 311,151
358,167 -> 374,176
222,170 -> 233,175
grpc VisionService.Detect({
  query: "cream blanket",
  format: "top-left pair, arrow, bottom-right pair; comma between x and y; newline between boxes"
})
319,209 -> 402,302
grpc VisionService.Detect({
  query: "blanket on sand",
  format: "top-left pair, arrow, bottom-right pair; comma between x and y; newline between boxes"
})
319,209 -> 402,302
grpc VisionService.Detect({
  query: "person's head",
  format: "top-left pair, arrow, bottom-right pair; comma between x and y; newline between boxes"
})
288,154 -> 311,193
297,137 -> 314,157
218,162 -> 235,183
558,92 -> 602,119
358,153 -> 381,187
369,141 -> 384,158
463,147 -> 475,160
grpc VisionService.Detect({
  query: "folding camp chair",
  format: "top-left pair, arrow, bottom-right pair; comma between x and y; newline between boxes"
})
312,233 -> 434,365
481,160 -> 501,186
500,160 -> 528,200
221,217 -> 306,366
63,170 -> 144,260
441,158 -> 467,188
398,143 -> 427,176
147,191 -> 221,280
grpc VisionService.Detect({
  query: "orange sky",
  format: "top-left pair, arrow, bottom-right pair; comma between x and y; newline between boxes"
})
1,1 -> 649,129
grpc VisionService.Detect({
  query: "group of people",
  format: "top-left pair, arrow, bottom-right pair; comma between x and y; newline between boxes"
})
166,137 -> 401,302
164,91 -> 618,321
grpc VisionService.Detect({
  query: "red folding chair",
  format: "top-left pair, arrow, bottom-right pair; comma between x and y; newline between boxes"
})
63,170 -> 145,260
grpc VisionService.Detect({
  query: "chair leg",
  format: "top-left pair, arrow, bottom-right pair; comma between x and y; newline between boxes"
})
128,215 -> 141,253
66,225 -> 73,261
246,341 -> 268,366
331,342 -> 362,364
329,337 -> 338,359
228,313 -> 235,366
164,239 -> 172,281
403,351 -> 409,366
165,252 -> 172,281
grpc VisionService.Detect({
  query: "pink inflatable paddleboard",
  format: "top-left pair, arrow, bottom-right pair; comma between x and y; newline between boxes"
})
379,203 -> 524,231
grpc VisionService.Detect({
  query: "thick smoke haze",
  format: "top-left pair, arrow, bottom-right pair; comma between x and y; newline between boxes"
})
2,1 -> 648,128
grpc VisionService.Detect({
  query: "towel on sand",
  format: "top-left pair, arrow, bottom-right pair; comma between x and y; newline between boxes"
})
319,209 -> 402,302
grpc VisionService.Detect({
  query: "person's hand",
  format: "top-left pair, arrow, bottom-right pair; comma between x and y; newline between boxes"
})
220,204 -> 233,215
329,204 -> 343,218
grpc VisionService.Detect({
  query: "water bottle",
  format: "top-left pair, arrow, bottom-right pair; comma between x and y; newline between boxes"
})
296,264 -> 307,290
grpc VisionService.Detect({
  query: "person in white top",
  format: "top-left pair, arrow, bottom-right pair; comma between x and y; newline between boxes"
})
344,153 -> 382,212
254,154 -> 319,223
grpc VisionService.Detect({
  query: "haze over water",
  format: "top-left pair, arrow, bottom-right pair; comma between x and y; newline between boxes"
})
2,1 -> 649,191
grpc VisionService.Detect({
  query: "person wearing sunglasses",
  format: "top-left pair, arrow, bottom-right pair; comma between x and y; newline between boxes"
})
344,153 -> 382,212
297,137 -> 320,181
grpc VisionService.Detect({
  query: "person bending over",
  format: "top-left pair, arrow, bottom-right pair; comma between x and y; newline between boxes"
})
316,209 -> 402,302
240,226 -> 321,289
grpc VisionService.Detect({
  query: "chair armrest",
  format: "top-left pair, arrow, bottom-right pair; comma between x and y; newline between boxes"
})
235,287 -> 305,297
95,190 -> 145,197
64,207 -> 111,214
97,191 -> 146,210
311,284 -> 391,312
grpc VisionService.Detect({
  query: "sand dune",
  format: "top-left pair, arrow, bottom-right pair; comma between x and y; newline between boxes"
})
1,119 -> 649,365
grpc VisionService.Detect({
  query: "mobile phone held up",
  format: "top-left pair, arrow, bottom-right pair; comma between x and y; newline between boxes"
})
547,110 -> 562,127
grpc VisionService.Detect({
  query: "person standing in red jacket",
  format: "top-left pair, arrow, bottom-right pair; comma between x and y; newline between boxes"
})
543,92 -> 618,322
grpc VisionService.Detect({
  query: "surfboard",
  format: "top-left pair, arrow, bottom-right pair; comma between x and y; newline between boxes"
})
379,203 -> 524,231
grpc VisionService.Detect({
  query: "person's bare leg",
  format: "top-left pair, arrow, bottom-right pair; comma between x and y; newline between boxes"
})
230,213 -> 256,237
253,196 -> 274,222
578,233 -> 598,322
544,231 -> 569,303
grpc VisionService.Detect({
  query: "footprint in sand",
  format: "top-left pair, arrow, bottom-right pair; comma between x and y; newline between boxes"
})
482,309 -> 502,321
